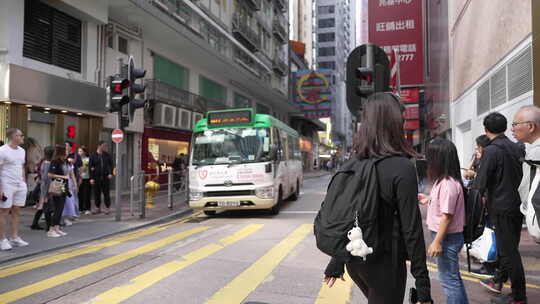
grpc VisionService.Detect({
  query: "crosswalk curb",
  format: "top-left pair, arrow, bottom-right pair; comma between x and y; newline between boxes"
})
0,207 -> 195,267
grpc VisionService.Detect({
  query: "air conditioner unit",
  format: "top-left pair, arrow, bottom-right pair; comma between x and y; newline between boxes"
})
192,112 -> 204,129
153,103 -> 177,128
176,108 -> 192,130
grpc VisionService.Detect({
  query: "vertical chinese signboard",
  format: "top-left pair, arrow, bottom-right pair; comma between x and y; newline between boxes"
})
294,70 -> 333,119
368,0 -> 424,86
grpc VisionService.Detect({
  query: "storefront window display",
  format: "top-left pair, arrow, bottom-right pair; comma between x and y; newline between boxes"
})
148,138 -> 189,171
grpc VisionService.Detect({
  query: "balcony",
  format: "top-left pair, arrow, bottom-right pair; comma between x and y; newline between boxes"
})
232,14 -> 261,52
274,0 -> 286,12
273,15 -> 287,44
273,53 -> 287,76
153,0 -> 192,25
146,79 -> 227,112
244,0 -> 262,11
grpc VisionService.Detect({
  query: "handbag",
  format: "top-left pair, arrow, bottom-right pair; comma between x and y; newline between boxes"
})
48,178 -> 64,196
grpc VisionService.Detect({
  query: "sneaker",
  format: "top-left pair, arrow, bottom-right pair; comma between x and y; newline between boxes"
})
9,237 -> 29,247
47,231 -> 61,238
490,293 -> 527,304
471,265 -> 495,279
481,278 -> 503,294
57,230 -> 67,236
64,219 -> 73,226
0,239 -> 12,251
84,210 -> 91,215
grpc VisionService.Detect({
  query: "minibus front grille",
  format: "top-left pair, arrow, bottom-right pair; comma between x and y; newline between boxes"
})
204,190 -> 254,197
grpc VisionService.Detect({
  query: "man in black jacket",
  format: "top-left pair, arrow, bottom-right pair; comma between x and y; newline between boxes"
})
89,141 -> 113,215
474,112 -> 527,304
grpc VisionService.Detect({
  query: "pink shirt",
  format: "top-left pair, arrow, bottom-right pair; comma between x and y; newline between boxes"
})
426,177 -> 465,234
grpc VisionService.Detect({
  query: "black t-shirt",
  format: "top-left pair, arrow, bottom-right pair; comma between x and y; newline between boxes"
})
49,159 -> 66,176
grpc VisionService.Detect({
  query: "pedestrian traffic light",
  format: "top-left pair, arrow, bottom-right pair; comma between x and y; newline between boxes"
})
106,75 -> 130,113
346,44 -> 390,117
127,56 -> 147,124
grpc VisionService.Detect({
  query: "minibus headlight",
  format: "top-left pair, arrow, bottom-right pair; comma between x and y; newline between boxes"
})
255,186 -> 274,199
189,189 -> 203,201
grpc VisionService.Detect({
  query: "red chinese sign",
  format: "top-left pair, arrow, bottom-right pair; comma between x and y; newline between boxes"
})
400,88 -> 420,104
404,106 -> 419,120
368,0 -> 424,86
404,120 -> 420,130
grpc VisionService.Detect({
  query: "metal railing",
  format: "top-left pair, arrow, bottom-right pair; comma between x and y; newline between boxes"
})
273,15 -> 287,43
232,14 -> 261,51
129,169 -> 188,219
244,0 -> 262,11
146,79 -> 228,112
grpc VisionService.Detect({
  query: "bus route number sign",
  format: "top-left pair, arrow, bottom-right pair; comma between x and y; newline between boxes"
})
208,110 -> 252,127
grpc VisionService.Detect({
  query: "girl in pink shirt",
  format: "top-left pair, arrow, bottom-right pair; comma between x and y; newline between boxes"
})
419,138 -> 469,304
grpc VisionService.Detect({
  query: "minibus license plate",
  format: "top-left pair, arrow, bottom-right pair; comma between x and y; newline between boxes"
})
217,201 -> 240,207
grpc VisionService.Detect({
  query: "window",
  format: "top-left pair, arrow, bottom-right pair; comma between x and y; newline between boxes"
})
118,36 -> 129,55
318,47 -> 335,56
477,80 -> 490,115
154,55 -> 189,90
319,61 -> 336,69
256,103 -> 270,114
318,18 -> 335,28
318,33 -> 335,42
23,0 -> 82,72
199,76 -> 227,106
318,5 -> 335,14
234,93 -> 251,108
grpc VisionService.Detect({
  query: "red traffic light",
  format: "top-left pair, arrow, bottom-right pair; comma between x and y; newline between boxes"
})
112,79 -> 130,94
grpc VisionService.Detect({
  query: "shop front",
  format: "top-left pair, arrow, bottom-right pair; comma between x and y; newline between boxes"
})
142,127 -> 191,183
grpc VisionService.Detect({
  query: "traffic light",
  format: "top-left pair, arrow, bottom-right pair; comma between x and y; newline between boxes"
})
346,44 -> 390,117
106,76 -> 130,113
127,56 -> 147,124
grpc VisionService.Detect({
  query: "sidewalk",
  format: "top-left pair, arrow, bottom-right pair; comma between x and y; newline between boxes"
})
0,192 -> 192,265
304,170 -> 331,179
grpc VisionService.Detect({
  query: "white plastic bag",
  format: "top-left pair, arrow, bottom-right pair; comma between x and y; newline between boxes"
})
469,228 -> 497,263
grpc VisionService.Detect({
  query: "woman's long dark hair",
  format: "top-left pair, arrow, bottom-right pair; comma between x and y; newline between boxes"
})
52,144 -> 66,161
354,92 -> 418,159
426,138 -> 463,186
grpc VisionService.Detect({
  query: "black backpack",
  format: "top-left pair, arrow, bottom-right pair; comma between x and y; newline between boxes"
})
314,157 -> 394,262
463,183 -> 487,272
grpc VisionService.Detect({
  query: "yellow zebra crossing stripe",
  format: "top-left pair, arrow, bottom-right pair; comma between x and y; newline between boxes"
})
205,224 -> 313,304
425,261 -> 540,289
0,226 -> 211,304
86,224 -> 263,304
0,224 -> 172,279
315,271 -> 353,304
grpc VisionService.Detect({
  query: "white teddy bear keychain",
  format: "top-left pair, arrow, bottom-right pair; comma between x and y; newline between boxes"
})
345,211 -> 373,260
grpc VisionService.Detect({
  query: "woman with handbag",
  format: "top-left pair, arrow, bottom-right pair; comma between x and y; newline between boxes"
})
47,145 -> 70,237
323,93 -> 432,304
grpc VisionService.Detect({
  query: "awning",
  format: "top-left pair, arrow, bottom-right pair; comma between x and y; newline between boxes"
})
290,115 -> 326,132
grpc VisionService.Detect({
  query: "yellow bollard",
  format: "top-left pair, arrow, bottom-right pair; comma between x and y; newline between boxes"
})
145,180 -> 160,209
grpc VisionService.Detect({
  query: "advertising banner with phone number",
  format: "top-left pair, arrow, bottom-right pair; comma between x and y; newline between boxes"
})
368,0 -> 424,86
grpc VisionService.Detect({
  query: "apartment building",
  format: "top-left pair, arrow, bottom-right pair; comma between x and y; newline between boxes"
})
315,0 -> 355,149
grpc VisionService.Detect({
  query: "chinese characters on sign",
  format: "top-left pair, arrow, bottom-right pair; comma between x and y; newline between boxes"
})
375,20 -> 415,32
379,0 -> 412,6
369,0 -> 423,85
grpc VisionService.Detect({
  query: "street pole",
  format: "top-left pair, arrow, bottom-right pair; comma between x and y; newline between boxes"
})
115,57 -> 123,222
395,48 -> 401,97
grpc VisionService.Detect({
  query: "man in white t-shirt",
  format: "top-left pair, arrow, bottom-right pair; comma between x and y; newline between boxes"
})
0,128 -> 29,250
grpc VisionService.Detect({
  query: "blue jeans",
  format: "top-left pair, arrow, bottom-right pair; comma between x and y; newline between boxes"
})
432,232 -> 469,304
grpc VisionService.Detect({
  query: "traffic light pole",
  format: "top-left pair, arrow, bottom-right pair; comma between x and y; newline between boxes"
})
115,58 -> 124,222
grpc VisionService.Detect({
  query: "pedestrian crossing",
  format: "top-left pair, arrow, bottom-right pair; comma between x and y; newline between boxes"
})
0,221 -> 353,304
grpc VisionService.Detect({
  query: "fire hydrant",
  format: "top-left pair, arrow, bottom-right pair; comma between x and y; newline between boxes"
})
145,180 -> 160,209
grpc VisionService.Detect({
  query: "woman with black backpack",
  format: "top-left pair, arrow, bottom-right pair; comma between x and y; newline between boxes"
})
322,93 -> 432,304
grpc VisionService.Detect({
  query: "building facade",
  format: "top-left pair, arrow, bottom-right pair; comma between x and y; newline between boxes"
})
314,0 -> 355,150
0,0 -> 295,190
447,0 -> 532,165
289,0 -> 314,68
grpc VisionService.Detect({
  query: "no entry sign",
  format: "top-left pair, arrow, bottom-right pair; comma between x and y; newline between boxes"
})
111,129 -> 124,144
